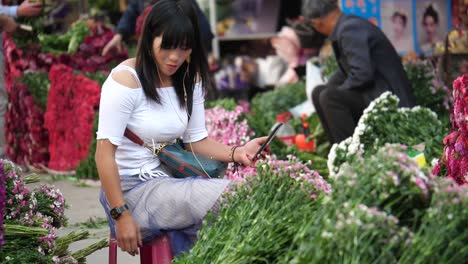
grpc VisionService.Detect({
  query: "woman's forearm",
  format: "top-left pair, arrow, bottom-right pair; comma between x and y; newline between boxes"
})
95,140 -> 126,208
184,137 -> 240,163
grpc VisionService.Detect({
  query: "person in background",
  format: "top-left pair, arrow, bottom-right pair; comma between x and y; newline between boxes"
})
0,0 -> 42,18
95,0 -> 268,256
271,27 -> 301,85
419,4 -> 443,55
0,14 -> 18,32
302,0 -> 415,144
0,0 -> 43,159
102,0 -> 213,56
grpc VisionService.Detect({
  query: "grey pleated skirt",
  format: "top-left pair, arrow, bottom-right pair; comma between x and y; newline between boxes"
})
100,170 -> 231,243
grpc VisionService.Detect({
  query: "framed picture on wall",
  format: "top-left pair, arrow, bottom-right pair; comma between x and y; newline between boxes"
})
414,0 -> 451,56
380,0 -> 415,55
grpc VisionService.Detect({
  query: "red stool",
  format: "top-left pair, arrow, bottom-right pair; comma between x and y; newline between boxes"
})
109,234 -> 173,264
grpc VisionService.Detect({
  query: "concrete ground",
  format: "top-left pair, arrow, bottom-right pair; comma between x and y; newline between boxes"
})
29,178 -> 140,264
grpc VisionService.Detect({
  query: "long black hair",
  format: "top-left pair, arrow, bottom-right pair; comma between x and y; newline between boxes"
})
135,0 -> 210,111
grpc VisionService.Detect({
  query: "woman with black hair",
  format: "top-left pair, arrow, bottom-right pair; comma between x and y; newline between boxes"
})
95,0 -> 268,257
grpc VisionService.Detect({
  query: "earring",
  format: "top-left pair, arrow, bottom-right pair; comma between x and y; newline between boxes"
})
186,55 -> 191,64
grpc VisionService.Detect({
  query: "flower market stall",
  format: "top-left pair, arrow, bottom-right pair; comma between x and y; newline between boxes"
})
3,19 -> 127,172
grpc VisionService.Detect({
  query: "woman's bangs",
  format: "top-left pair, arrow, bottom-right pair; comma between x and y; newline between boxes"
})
160,18 -> 195,50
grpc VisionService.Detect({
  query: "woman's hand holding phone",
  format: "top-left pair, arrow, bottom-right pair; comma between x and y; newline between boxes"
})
231,123 -> 283,167
251,122 -> 283,161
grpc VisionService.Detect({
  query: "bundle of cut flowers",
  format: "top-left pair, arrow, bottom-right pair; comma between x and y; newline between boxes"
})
3,20 -> 127,80
332,144 -> 433,227
38,21 -> 91,55
205,104 -> 254,178
0,159 -> 107,263
286,201 -> 413,263
399,177 -> 468,263
403,59 -> 452,116
174,158 -> 330,263
226,154 -> 331,198
4,80 -> 49,168
328,91 -> 445,176
44,64 -> 101,171
433,75 -> 468,185
69,20 -> 128,73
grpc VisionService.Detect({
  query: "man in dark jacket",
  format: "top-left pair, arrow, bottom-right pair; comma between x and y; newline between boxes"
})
303,0 -> 415,144
102,0 -> 213,56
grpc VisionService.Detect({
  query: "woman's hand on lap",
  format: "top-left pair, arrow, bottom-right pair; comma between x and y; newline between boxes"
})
116,212 -> 142,256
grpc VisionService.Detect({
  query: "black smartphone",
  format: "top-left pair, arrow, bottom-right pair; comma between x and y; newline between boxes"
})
252,122 -> 284,161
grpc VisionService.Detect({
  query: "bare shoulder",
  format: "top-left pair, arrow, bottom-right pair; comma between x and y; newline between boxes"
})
120,58 -> 136,68
111,58 -> 140,89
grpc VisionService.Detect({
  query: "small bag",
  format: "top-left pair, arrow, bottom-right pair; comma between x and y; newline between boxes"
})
124,128 -> 227,178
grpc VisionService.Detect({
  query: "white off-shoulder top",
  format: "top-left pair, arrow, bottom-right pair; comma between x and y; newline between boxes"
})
96,65 -> 208,177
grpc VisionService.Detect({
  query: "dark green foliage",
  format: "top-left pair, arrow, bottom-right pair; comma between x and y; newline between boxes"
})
174,165 -> 323,263
20,71 -> 50,110
83,72 -> 107,87
247,82 -> 307,138
38,21 -> 90,54
74,113 -> 99,180
206,98 -> 238,111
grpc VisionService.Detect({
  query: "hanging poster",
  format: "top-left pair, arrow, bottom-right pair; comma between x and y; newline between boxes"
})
380,0 -> 414,54
216,0 -> 280,37
414,0 -> 451,55
341,0 -> 381,26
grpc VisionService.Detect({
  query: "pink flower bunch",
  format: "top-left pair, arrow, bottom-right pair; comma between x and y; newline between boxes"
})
328,202 -> 413,249
431,177 -> 468,204
3,163 -> 32,220
53,256 -> 78,264
34,184 -> 67,228
1,160 -> 65,254
332,144 -> 434,225
228,155 -> 331,199
434,75 -> 468,184
205,105 -> 255,178
36,213 -> 57,255
205,105 -> 253,146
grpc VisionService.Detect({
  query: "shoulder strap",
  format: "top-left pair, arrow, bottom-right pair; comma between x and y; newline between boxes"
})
124,128 -> 144,146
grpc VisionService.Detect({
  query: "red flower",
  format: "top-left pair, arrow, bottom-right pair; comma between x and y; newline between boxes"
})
437,75 -> 468,185
45,65 -> 101,171
4,82 -> 49,168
